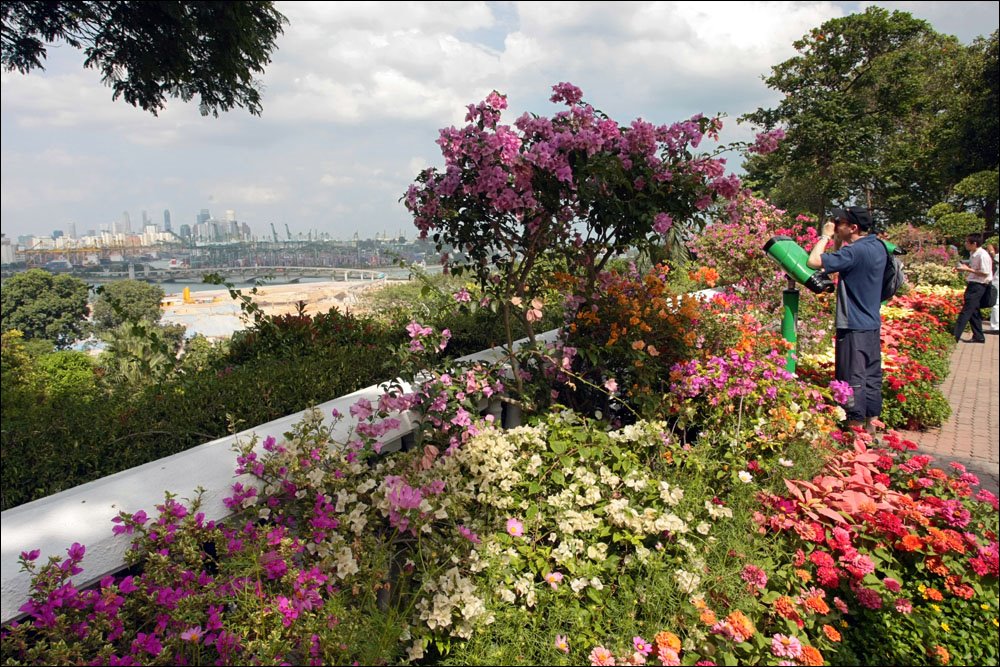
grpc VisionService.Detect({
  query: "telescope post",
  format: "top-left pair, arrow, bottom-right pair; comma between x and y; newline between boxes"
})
781,276 -> 799,374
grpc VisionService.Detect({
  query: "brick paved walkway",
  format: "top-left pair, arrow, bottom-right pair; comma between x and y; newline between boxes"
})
897,331 -> 999,496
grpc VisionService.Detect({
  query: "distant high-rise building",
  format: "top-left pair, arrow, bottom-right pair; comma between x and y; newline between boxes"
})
163,209 -> 172,232
141,210 -> 149,227
52,230 -> 64,239
197,209 -> 210,226
122,211 -> 132,233
66,222 -> 77,239
225,209 -> 237,223
241,222 -> 251,240
179,224 -> 191,239
1,235 -> 15,265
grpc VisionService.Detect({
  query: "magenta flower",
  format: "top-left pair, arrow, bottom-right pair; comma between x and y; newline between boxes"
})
506,518 -> 524,538
180,626 -> 204,642
740,564 -> 768,590
458,525 -> 481,544
544,571 -> 564,589
653,213 -> 673,234
633,636 -> 653,655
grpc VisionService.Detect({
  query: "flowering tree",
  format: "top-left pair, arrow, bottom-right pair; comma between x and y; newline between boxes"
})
404,83 -> 754,355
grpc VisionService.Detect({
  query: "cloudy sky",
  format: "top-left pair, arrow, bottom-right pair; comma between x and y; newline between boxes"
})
1,1 -> 997,242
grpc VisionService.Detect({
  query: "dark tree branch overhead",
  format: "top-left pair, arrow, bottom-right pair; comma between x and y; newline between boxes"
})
1,0 -> 287,116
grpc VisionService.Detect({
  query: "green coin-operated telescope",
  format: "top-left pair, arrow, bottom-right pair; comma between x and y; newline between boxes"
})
763,236 -> 835,374
763,236 -> 835,295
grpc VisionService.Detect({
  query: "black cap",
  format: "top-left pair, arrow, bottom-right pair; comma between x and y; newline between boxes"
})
830,206 -> 873,231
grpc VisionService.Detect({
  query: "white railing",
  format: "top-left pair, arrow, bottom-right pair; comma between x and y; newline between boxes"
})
0,329 -> 560,624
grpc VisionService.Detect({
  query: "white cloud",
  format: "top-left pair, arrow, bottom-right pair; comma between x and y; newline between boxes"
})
1,1 -> 996,240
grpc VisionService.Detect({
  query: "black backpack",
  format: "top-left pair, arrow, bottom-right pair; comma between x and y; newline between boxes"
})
880,241 -> 906,302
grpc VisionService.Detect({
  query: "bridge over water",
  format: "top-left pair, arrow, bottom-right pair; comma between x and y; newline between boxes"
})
79,266 -> 390,284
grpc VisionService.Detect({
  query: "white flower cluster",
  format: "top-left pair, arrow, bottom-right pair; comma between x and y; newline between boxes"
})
511,572 -> 538,608
416,567 -> 494,639
607,420 -> 667,444
453,425 -> 547,509
703,499 -> 733,520
674,567 -> 702,594
658,481 -> 685,506
333,545 -> 359,579
605,497 -> 688,535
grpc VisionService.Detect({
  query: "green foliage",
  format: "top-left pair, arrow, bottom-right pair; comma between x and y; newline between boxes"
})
933,212 -> 984,245
98,320 -> 181,388
953,32 -> 999,188
879,379 -> 952,431
0,268 -> 89,347
175,333 -> 228,376
90,279 -> 165,331
0,1 -> 288,116
927,202 -> 953,220
35,349 -> 100,400
741,6 -> 980,225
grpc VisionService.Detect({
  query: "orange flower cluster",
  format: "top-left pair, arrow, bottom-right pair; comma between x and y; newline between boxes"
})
722,609 -> 756,642
944,574 -> 975,600
926,555 -> 950,576
821,624 -> 841,642
688,265 -> 720,288
799,644 -> 825,666
803,595 -> 830,615
773,595 -> 804,628
923,587 -> 944,602
930,645 -> 951,665
926,527 -> 967,554
898,533 -> 924,551
654,631 -> 681,652
569,265 -> 701,356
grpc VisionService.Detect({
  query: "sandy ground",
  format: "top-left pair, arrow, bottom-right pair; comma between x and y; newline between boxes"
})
160,279 -> 387,339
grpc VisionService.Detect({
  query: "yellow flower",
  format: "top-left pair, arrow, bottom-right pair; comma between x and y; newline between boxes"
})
981,604 -> 991,611
930,604 -> 941,613
941,622 -> 950,632
992,618 -> 998,627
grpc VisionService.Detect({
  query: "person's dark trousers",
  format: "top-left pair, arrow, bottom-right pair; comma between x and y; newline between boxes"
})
835,329 -> 883,423
953,282 -> 988,342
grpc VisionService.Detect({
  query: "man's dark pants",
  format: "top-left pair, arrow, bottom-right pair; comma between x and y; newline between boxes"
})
835,329 -> 882,423
953,282 -> 987,342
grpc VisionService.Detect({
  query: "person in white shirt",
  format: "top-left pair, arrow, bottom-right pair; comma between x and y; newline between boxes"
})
953,233 -> 993,343
986,242 -> 999,332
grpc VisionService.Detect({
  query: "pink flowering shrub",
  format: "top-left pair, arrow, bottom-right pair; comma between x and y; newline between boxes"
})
403,81 -> 754,390
662,346 -> 843,480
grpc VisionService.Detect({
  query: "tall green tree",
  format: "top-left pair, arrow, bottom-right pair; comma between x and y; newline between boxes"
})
98,320 -> 179,388
0,1 -> 287,116
741,7 -> 982,225
0,269 -> 89,348
91,279 -> 165,331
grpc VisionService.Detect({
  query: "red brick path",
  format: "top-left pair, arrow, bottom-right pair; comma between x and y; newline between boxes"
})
897,332 -> 999,495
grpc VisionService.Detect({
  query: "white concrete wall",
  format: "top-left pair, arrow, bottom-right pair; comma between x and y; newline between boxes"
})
0,329 -> 560,624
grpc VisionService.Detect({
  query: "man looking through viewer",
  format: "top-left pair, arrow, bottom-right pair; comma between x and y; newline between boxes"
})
806,206 -> 886,433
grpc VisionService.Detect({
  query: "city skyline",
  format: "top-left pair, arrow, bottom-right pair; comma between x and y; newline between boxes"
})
2,2 -> 997,241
